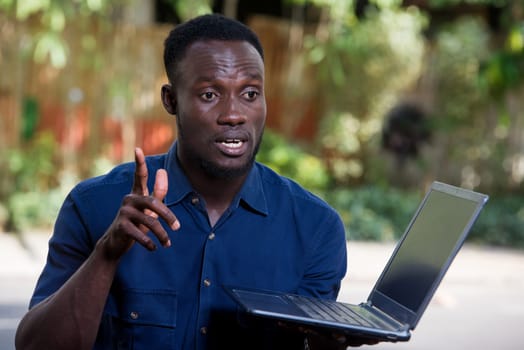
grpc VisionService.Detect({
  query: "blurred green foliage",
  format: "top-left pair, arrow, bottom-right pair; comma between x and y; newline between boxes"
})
326,185 -> 524,248
161,0 -> 212,21
259,129 -> 524,248
3,127 -> 523,250
1,0 -> 523,249
428,0 -> 509,7
1,132 -> 67,231
470,195 -> 524,248
257,129 -> 331,192
0,0 -> 128,68
480,23 -> 524,97
7,183 -> 70,232
1,130 -> 109,231
325,186 -> 420,241
6,132 -> 58,193
300,0 -> 428,184
431,17 -> 490,126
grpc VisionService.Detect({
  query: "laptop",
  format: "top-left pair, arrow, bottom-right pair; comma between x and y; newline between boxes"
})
225,181 -> 489,342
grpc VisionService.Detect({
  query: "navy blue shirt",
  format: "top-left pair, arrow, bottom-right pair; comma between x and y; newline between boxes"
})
30,143 -> 347,350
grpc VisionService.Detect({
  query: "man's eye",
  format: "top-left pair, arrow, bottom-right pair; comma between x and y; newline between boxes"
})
201,92 -> 216,101
243,90 -> 259,100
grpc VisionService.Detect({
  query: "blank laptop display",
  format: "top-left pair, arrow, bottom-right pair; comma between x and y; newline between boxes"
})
225,181 -> 489,342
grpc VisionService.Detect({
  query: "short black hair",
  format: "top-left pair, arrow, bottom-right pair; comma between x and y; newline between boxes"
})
163,14 -> 264,84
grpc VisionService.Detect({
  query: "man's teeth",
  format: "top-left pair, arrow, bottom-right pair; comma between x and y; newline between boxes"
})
221,139 -> 243,148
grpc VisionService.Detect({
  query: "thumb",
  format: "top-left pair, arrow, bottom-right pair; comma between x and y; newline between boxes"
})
153,169 -> 168,202
142,169 -> 168,222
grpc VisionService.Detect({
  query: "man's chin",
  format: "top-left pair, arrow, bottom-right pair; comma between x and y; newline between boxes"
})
200,159 -> 254,179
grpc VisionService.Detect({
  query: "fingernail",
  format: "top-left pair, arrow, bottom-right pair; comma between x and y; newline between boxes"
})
164,239 -> 171,248
171,220 -> 180,230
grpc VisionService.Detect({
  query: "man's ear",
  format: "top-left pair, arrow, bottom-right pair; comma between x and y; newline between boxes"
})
161,84 -> 177,115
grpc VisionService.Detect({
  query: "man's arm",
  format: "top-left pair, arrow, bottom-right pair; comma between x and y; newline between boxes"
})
294,211 -> 380,349
15,148 -> 179,350
15,242 -> 119,350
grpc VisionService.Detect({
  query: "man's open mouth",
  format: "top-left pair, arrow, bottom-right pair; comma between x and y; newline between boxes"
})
215,136 -> 248,156
220,139 -> 244,149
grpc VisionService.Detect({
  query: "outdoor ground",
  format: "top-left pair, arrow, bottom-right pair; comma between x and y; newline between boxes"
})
1,231 -> 523,350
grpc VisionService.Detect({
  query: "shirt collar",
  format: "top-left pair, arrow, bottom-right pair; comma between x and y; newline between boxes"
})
163,142 -> 194,206
163,142 -> 268,216
235,162 -> 269,216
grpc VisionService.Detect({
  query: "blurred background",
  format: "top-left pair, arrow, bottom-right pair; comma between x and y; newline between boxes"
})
1,0 -> 524,245
0,0 -> 523,349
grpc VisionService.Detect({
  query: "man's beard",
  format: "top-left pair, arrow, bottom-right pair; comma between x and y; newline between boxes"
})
176,112 -> 264,179
200,135 -> 262,179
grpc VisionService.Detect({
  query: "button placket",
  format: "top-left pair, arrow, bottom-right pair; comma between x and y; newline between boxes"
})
196,221 -> 217,348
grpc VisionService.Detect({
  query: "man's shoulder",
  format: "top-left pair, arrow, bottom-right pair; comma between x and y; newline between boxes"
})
255,162 -> 335,212
72,153 -> 167,198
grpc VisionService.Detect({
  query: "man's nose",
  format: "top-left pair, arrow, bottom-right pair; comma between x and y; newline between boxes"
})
217,96 -> 247,125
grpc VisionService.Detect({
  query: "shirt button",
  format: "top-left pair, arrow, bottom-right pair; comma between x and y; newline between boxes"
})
200,326 -> 208,335
203,279 -> 211,287
130,311 -> 139,320
191,196 -> 199,205
208,232 -> 215,240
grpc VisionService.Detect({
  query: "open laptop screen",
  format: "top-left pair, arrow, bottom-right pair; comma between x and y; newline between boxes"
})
372,184 -> 486,323
225,182 -> 488,342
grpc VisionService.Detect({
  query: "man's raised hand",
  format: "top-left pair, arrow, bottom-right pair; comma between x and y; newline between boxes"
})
101,148 -> 180,261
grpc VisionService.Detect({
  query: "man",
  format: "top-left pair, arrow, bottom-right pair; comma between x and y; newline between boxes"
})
16,14 -> 360,349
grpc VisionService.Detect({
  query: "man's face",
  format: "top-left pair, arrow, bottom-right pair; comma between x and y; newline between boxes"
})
171,40 -> 266,179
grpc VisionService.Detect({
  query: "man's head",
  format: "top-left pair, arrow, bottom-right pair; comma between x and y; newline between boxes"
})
163,14 -> 264,85
161,14 -> 267,181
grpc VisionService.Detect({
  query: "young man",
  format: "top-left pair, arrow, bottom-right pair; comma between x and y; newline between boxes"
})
16,14 -> 362,349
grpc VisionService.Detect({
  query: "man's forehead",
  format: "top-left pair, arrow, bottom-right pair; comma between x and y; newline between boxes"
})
186,39 -> 260,58
180,40 -> 264,72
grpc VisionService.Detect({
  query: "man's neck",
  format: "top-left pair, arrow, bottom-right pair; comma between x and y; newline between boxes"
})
180,162 -> 250,226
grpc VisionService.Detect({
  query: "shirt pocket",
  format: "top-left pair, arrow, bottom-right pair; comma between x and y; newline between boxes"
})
110,289 -> 178,350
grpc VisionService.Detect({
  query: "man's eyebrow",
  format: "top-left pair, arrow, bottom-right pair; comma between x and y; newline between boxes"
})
233,69 -> 264,83
193,71 -> 264,84
194,75 -> 215,83
246,72 -> 264,81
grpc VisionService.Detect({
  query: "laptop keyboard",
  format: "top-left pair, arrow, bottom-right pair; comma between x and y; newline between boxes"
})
286,295 -> 384,328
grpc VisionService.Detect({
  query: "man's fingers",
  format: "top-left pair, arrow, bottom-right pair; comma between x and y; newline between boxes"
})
137,211 -> 170,248
130,150 -> 179,248
152,169 -> 180,231
153,169 -> 168,202
150,168 -> 181,232
133,147 -> 149,196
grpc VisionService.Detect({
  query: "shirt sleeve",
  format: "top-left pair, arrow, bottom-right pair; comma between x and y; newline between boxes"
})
29,193 -> 94,308
296,209 -> 347,300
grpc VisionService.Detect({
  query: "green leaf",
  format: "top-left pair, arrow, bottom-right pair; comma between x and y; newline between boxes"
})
87,0 -> 104,12
16,0 -> 50,20
47,7 -> 65,31
33,32 -> 68,68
